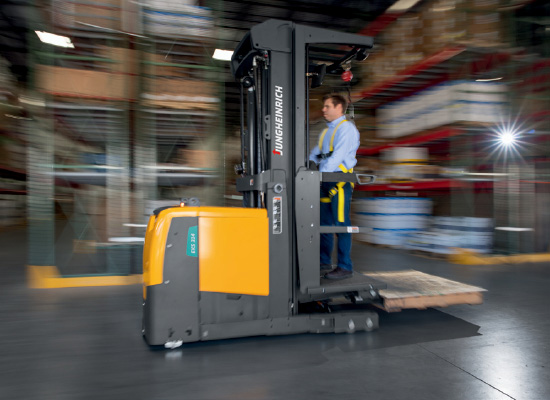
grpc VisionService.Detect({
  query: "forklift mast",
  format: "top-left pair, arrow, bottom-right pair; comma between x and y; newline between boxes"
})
231,19 -> 374,306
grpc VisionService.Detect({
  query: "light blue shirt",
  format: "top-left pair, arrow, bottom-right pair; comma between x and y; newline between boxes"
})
309,116 -> 360,172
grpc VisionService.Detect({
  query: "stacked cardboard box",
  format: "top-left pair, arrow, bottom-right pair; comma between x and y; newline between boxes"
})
404,216 -> 493,254
36,43 -> 139,100
143,52 -> 194,78
379,147 -> 437,182
377,81 -> 508,138
142,0 -> 213,38
35,65 -> 135,101
514,60 -> 550,116
423,0 -> 505,52
362,0 -> 507,87
467,0 -> 507,45
142,77 -> 218,110
386,13 -> 426,71
422,0 -> 468,54
353,197 -> 433,246
52,0 -> 122,31
176,149 -> 218,169
96,46 -> 138,74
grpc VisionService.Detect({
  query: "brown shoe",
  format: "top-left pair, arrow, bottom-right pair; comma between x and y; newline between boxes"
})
324,267 -> 353,280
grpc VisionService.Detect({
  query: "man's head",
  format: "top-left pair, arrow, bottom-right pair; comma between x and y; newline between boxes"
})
322,94 -> 347,122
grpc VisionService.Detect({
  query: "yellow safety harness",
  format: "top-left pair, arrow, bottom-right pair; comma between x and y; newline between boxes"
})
318,120 -> 355,222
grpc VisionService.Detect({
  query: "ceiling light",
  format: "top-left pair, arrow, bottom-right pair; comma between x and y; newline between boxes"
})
5,113 -> 32,120
35,31 -> 74,48
213,49 -> 233,61
387,0 -> 422,12
19,96 -> 45,107
494,227 -> 533,232
476,77 -> 503,82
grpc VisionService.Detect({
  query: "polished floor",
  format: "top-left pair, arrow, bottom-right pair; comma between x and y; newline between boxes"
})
1,226 -> 549,400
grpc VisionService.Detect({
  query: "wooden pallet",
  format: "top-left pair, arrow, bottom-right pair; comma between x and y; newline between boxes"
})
363,270 -> 486,313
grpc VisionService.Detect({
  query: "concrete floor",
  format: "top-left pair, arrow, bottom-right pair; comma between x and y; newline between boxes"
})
1,226 -> 549,400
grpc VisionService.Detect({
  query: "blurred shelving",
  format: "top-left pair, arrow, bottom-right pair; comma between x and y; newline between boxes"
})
358,126 -> 464,156
0,165 -> 26,180
52,170 -> 216,186
356,179 -> 495,192
354,46 -> 515,109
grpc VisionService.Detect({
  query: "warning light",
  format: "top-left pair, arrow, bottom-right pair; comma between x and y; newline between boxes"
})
180,202 -> 185,207
342,70 -> 353,82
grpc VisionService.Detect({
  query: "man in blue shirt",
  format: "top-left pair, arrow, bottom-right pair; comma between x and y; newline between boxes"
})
309,94 -> 360,280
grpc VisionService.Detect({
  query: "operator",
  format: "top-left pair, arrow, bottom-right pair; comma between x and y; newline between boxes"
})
309,93 -> 360,280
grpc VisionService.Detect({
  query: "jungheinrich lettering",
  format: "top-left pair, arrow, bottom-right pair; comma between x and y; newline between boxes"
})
273,86 -> 284,156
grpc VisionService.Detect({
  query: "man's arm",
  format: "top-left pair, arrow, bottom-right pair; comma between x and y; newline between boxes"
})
309,144 -> 321,163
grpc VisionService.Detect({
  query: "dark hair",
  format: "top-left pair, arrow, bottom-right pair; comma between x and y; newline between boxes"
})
322,93 -> 348,113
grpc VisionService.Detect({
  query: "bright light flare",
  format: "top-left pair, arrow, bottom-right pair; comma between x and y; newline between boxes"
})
35,31 -> 74,48
212,49 -> 233,61
499,130 -> 517,146
482,117 -> 532,165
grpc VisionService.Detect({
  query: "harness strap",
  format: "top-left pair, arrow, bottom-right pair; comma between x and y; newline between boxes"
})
337,181 -> 346,223
318,119 -> 347,158
329,120 -> 347,152
318,120 -> 356,222
339,164 -> 355,189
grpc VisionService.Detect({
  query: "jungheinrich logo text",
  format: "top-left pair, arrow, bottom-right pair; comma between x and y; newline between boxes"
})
273,85 -> 284,156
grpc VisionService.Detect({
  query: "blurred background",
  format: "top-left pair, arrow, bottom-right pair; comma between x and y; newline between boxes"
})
0,0 -> 549,280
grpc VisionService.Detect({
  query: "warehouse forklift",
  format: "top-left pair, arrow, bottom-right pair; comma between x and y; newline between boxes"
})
142,20 -> 483,348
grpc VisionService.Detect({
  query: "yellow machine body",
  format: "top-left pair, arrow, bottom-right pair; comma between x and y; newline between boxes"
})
143,206 -> 269,299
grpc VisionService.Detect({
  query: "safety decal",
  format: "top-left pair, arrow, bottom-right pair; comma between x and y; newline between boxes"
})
273,196 -> 282,234
186,226 -> 198,257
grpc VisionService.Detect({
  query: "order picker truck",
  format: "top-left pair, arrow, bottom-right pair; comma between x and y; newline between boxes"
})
142,19 -> 485,348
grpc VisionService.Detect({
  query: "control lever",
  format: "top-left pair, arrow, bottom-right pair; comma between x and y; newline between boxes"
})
356,174 -> 376,185
320,172 -> 376,184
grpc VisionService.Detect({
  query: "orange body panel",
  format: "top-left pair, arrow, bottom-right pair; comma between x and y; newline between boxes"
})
143,206 -> 269,297
199,214 -> 269,296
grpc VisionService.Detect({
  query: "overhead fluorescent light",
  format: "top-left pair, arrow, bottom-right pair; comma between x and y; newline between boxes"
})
432,6 -> 455,12
495,227 -> 533,232
476,77 -> 503,82
19,96 -> 45,107
5,113 -> 32,120
213,49 -> 233,61
35,31 -> 74,48
387,0 -> 422,12
108,237 -> 145,243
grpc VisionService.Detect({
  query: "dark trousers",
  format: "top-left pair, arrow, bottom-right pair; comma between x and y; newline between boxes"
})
320,181 -> 353,271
